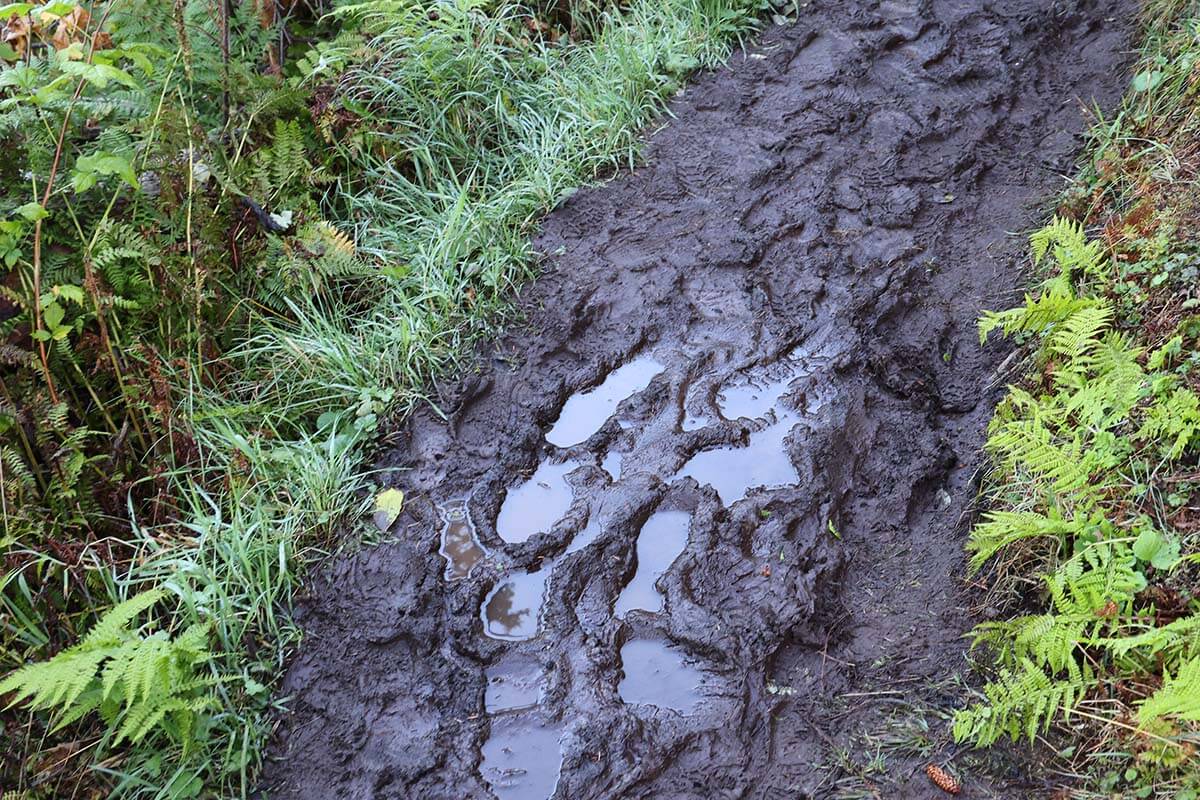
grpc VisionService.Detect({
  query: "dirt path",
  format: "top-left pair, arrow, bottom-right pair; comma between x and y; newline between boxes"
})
261,2 -> 1132,798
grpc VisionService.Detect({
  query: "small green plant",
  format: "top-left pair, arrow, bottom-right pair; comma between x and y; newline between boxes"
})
0,589 -> 217,751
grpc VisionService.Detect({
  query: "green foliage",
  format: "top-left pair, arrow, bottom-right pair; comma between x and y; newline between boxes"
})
0,589 -> 217,750
1,0 -> 773,796
953,657 -> 1095,745
1138,657 -> 1200,724
959,220 -> 1200,764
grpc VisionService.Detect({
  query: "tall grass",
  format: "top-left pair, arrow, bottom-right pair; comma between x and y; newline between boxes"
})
72,1 -> 772,795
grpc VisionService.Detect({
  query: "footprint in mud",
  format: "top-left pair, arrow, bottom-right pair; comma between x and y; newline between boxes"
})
439,499 -> 486,580
495,460 -> 578,543
482,566 -> 551,641
545,354 -> 665,447
485,655 -> 542,713
614,511 -> 691,617
675,366 -> 804,505
480,713 -> 563,800
617,639 -> 708,715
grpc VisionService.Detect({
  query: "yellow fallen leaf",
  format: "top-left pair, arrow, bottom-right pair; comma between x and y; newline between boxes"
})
372,487 -> 405,531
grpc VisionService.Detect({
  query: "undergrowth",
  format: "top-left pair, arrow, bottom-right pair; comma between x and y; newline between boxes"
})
958,2 -> 1200,796
0,0 -> 786,796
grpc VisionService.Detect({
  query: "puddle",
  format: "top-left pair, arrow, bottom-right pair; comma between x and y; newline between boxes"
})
482,566 -> 551,641
600,451 -> 622,480
716,371 -> 796,422
617,639 -> 705,714
439,500 -> 486,581
496,460 -> 578,543
546,355 -> 665,447
485,657 -> 542,713
480,714 -> 563,800
676,413 -> 800,505
675,367 -> 804,505
614,511 -> 691,617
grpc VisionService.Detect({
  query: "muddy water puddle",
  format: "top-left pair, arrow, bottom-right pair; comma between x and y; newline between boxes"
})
676,365 -> 809,505
614,511 -> 691,617
439,499 -> 486,580
482,566 -> 551,641
496,460 -> 578,543
485,656 -> 542,713
480,714 -> 563,800
546,355 -> 665,447
617,639 -> 707,714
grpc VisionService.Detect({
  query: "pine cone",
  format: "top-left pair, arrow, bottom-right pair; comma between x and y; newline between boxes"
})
926,764 -> 961,795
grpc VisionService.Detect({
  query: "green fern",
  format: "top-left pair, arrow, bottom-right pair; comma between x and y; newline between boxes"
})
255,221 -> 369,311
1030,215 -> 1107,279
966,509 -> 1083,574
1102,614 -> 1200,661
953,657 -> 1094,745
978,276 -> 1103,344
0,589 -> 218,750
1138,657 -> 1200,724
1137,387 -> 1200,459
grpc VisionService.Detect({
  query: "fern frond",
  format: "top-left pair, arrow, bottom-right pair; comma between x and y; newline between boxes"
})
1101,614 -> 1200,660
1030,215 -> 1107,278
1137,387 -> 1200,459
953,657 -> 1094,745
1048,304 -> 1113,362
966,509 -> 1081,573
1138,656 -> 1200,724
979,276 -> 1100,344
83,589 -> 165,647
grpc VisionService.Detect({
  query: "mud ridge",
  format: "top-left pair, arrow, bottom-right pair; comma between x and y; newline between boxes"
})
262,2 -> 1132,798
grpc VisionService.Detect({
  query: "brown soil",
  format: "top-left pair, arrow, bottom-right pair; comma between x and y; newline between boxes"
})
260,2 -> 1133,798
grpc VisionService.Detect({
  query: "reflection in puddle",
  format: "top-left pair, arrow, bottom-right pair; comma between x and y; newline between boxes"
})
496,460 -> 578,543
482,567 -> 550,641
614,511 -> 690,617
480,714 -> 563,800
485,657 -> 542,713
618,639 -> 704,713
439,500 -> 486,581
546,355 -> 665,447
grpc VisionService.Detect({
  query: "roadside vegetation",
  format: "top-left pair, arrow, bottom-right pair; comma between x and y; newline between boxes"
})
0,0 -> 786,796
956,1 -> 1200,796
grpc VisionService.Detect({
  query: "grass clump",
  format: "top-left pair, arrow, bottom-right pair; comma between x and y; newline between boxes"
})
958,3 -> 1200,796
0,0 -> 779,796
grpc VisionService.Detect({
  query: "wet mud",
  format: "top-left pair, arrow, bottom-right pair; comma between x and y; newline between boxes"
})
263,2 -> 1132,798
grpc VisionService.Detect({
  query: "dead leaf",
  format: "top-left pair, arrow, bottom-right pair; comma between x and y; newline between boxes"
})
372,487 -> 405,531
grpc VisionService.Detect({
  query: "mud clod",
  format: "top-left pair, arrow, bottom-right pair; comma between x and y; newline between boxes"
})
262,2 -> 1132,798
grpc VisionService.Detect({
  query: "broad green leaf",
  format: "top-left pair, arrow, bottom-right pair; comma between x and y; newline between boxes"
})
1132,70 -> 1164,92
15,202 -> 47,221
1132,529 -> 1181,570
72,151 -> 138,192
35,1 -> 75,17
0,3 -> 36,15
92,63 -> 140,89
42,301 -> 64,330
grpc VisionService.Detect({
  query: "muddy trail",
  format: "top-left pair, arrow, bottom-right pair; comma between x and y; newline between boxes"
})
261,2 -> 1132,798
